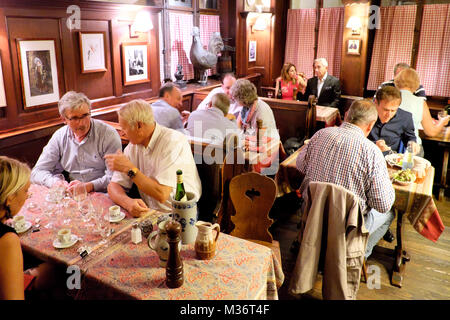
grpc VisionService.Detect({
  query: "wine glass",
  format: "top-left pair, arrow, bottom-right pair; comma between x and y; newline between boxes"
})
40,200 -> 57,229
93,205 -> 110,243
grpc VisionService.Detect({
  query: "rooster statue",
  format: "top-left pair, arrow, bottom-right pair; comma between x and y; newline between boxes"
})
190,26 -> 224,85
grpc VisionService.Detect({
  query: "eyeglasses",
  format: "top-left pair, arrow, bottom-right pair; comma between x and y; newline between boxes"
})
65,113 -> 91,122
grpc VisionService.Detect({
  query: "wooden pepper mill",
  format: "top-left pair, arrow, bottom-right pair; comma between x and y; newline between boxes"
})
165,220 -> 184,288
256,119 -> 263,148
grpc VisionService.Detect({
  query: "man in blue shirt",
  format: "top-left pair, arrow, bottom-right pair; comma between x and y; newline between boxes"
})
31,91 -> 122,193
369,86 -> 418,156
151,83 -> 188,132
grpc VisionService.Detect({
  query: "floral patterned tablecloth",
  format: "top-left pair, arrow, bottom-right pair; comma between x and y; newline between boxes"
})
15,184 -> 284,300
73,232 -> 284,300
15,184 -> 161,266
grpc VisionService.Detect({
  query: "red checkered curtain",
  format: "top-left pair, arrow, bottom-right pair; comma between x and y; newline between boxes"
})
200,14 -> 220,75
416,4 -> 450,97
168,12 -> 194,80
317,7 -> 344,78
285,9 -> 316,78
367,5 -> 417,90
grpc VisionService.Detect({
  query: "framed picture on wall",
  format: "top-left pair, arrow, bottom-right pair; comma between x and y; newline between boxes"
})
347,39 -> 361,55
16,39 -> 60,108
122,42 -> 150,86
79,32 -> 107,73
0,55 -> 6,107
249,40 -> 257,62
168,0 -> 192,9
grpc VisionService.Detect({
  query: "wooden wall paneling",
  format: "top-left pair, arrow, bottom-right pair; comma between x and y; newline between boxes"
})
111,17 -> 124,99
271,0 -> 288,87
340,3 -> 370,97
0,8 -> 18,123
411,0 -> 424,69
75,20 -> 114,100
7,17 -> 65,127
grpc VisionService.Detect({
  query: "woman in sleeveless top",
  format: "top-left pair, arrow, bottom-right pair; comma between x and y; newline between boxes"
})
275,63 -> 307,101
0,156 -> 31,299
394,68 -> 450,152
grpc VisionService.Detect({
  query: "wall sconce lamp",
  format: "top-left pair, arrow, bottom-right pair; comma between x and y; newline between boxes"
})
130,11 -> 153,38
253,15 -> 268,31
346,16 -> 362,35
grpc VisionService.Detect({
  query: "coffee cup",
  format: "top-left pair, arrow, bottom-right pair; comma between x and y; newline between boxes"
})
13,215 -> 26,230
109,205 -> 121,219
58,228 -> 72,244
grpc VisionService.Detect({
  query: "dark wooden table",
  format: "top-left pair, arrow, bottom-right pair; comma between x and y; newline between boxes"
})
420,127 -> 450,201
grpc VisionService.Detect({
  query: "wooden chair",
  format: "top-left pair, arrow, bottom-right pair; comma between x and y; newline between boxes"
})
228,172 -> 282,268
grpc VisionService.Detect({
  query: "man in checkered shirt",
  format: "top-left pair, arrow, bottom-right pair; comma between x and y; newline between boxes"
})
296,99 -> 395,258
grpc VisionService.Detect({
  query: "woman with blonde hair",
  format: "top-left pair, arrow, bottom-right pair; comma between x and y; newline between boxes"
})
0,156 -> 31,299
394,68 -> 449,154
274,63 -> 307,100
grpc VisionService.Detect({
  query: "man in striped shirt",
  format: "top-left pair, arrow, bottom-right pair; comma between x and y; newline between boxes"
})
296,99 -> 395,258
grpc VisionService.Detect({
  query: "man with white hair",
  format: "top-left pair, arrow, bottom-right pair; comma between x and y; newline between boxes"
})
105,99 -> 201,217
299,58 -> 341,111
31,91 -> 121,193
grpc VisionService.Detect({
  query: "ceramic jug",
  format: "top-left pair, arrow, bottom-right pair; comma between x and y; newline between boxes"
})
194,221 -> 220,260
148,220 -> 170,267
171,191 -> 198,244
149,220 -> 181,267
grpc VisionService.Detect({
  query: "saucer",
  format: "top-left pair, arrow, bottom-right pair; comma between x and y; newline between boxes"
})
53,235 -> 78,249
15,221 -> 32,234
104,211 -> 126,223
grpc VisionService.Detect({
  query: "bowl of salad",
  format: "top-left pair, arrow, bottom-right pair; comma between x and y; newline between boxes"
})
392,169 -> 416,186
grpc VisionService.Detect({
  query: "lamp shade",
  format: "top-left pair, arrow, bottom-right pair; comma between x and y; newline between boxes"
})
346,16 -> 362,34
132,11 -> 153,33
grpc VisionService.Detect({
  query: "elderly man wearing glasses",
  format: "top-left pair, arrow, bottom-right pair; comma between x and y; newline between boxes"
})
31,91 -> 122,193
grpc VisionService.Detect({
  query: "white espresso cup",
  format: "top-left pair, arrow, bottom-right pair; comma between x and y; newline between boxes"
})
13,215 -> 26,230
58,228 -> 72,244
109,205 -> 121,219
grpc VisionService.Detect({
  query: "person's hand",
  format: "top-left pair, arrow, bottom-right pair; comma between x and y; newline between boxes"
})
126,198 -> 149,218
104,149 -> 134,173
181,110 -> 190,123
437,114 -> 450,126
375,140 -> 391,152
411,141 -> 421,154
67,180 -> 94,194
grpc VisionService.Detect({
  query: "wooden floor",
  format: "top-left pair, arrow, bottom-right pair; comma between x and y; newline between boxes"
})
273,189 -> 450,300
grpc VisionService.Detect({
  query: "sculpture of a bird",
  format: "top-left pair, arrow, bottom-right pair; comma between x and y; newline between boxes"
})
190,26 -> 224,85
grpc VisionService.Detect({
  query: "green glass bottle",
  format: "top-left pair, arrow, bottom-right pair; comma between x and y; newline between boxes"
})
175,169 -> 187,201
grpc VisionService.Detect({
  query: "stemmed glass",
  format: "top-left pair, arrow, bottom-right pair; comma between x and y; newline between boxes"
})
71,183 -> 91,223
40,200 -> 57,229
93,204 -> 111,244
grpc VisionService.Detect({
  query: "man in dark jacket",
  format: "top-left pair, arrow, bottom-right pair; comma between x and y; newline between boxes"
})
298,58 -> 341,112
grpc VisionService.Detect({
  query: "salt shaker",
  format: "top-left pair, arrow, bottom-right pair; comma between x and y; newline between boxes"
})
131,222 -> 142,244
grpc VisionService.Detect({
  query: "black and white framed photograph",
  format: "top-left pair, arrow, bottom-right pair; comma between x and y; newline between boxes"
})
16,39 -> 60,108
121,42 -> 150,86
249,40 -> 257,62
79,32 -> 107,73
168,0 -> 192,9
0,55 -> 6,107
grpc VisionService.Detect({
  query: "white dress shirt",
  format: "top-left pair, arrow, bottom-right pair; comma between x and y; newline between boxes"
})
317,73 -> 328,98
111,123 -> 202,212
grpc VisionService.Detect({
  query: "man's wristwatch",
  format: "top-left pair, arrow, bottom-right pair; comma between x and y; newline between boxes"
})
127,167 -> 138,179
